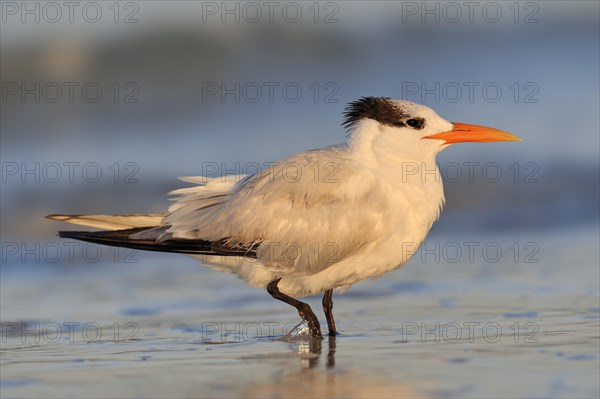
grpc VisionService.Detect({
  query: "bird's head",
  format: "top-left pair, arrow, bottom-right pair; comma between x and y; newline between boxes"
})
343,97 -> 521,159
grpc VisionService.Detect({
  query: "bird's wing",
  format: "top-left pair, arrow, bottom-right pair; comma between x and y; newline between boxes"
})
165,146 -> 388,275
49,148 -> 389,275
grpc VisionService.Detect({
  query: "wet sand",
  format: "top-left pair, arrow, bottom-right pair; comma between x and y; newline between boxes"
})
1,228 -> 598,398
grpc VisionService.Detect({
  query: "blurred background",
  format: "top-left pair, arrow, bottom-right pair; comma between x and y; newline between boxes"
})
1,1 -> 598,240
1,1 -> 598,398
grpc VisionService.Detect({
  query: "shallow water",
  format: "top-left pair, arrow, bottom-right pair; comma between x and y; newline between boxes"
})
1,228 -> 599,398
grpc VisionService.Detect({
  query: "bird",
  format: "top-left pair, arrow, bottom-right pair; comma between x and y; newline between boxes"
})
47,97 -> 521,337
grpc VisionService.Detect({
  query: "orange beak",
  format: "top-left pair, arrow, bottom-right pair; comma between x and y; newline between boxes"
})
423,122 -> 522,144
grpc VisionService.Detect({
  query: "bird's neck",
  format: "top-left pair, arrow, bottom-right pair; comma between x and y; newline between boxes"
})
344,120 -> 445,268
347,119 -> 445,225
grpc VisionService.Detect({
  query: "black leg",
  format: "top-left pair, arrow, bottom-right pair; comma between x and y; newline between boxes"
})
322,289 -> 337,336
267,278 -> 322,337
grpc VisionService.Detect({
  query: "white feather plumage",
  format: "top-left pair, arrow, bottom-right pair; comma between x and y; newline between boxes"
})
52,100 -> 458,297
161,102 -> 451,297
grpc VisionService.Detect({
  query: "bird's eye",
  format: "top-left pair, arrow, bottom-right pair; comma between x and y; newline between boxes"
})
406,119 -> 422,128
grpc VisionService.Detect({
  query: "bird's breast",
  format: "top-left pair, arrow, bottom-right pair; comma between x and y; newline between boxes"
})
374,161 -> 446,263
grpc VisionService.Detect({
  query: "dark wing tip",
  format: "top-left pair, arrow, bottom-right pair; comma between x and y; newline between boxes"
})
57,228 -> 257,258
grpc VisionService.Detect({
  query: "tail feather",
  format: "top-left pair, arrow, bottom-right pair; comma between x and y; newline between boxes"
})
46,214 -> 165,230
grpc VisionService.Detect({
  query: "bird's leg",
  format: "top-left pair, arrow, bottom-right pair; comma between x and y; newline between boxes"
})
322,289 -> 337,336
267,278 -> 322,337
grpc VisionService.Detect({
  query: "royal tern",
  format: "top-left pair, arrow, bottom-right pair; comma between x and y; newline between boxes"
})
48,97 -> 521,337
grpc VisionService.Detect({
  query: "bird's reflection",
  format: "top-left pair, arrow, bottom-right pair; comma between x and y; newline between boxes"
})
294,336 -> 336,369
244,336 -> 422,398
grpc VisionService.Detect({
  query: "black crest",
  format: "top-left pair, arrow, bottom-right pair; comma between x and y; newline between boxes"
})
342,97 -> 409,130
